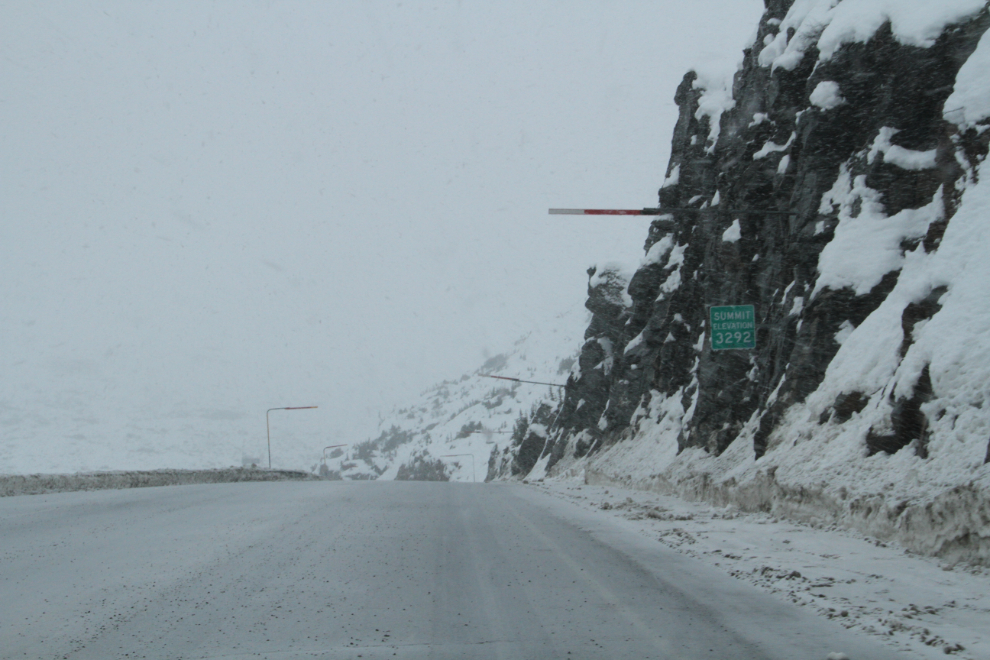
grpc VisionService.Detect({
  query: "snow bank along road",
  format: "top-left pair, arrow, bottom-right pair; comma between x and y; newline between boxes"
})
0,482 -> 903,659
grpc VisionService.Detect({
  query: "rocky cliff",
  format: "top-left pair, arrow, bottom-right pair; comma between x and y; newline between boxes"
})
352,0 -> 990,566
501,0 -> 990,565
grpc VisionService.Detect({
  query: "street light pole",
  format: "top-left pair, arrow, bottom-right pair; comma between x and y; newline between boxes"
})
266,406 -> 318,469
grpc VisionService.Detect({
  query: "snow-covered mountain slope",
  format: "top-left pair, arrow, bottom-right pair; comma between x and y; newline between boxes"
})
324,305 -> 587,483
369,0 -> 990,567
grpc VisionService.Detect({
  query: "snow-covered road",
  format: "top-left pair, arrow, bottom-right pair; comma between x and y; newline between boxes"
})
1,482 -> 902,659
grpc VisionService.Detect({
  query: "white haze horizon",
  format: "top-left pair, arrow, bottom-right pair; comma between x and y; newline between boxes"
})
1,1 -> 764,473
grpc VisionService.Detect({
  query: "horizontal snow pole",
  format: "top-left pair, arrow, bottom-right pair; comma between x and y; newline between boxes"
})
548,207 -> 798,216
480,374 -> 571,389
549,208 -> 653,215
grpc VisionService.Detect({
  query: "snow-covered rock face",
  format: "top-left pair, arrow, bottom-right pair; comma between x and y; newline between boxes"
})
367,0 -> 990,566
537,0 -> 990,564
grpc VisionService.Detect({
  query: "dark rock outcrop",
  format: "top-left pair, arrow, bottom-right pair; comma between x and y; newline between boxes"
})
395,452 -> 450,481
544,266 -> 631,472
541,1 -> 990,468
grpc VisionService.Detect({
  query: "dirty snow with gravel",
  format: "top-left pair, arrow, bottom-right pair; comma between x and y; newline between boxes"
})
531,477 -> 990,660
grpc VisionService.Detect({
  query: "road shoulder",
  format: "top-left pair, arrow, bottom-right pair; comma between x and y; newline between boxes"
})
517,477 -> 990,660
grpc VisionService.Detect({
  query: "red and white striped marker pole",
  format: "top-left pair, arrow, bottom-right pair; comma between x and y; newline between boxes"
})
549,208 -> 665,216
548,207 -> 798,216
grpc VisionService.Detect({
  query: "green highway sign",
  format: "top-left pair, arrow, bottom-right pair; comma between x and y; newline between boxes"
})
710,305 -> 756,350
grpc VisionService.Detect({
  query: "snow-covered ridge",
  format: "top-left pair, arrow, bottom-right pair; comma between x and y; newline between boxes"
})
759,0 -> 987,71
322,305 -> 586,483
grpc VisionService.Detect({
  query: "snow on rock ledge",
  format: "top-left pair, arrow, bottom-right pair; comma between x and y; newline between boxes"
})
537,0 -> 990,565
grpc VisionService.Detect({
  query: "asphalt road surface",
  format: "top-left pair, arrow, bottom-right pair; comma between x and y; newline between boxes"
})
0,481 -> 903,659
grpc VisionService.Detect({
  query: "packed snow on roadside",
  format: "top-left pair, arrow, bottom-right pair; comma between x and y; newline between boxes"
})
534,477 -> 990,660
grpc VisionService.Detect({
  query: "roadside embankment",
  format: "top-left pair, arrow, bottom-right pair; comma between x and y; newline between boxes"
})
0,467 -> 317,497
585,466 -> 990,567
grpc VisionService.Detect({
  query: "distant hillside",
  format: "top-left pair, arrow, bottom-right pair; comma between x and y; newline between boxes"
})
325,306 -> 585,483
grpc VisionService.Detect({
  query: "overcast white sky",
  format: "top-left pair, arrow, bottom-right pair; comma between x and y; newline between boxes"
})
1,1 -> 765,472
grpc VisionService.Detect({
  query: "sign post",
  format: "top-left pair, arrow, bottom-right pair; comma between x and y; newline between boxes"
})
709,305 -> 756,351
